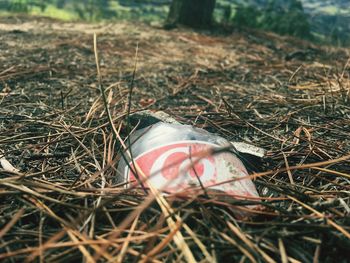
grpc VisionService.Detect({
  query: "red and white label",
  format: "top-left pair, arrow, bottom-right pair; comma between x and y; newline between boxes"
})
125,141 -> 258,197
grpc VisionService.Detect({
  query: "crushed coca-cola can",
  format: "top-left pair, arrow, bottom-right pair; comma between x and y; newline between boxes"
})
117,111 -> 264,201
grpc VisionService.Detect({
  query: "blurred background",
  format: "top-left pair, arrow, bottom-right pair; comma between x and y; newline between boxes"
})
0,0 -> 349,46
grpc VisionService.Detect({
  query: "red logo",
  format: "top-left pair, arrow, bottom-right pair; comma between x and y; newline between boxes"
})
125,141 -> 217,192
125,140 -> 258,198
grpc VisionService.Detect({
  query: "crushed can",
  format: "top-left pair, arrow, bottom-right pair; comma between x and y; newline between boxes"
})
117,114 -> 263,201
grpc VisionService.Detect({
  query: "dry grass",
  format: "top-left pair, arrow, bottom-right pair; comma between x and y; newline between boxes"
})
0,16 -> 349,262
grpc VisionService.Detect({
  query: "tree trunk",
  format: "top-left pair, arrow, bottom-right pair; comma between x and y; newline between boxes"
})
166,0 -> 216,28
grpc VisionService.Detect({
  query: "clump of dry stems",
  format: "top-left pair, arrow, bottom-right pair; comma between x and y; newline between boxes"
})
0,16 -> 350,262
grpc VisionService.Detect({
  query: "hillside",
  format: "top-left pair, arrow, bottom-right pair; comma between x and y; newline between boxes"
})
300,0 -> 350,45
0,16 -> 349,262
219,0 -> 350,45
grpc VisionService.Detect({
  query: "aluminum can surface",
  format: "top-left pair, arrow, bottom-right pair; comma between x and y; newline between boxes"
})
117,123 -> 259,198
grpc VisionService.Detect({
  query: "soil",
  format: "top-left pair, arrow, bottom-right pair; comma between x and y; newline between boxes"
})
0,15 -> 349,262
